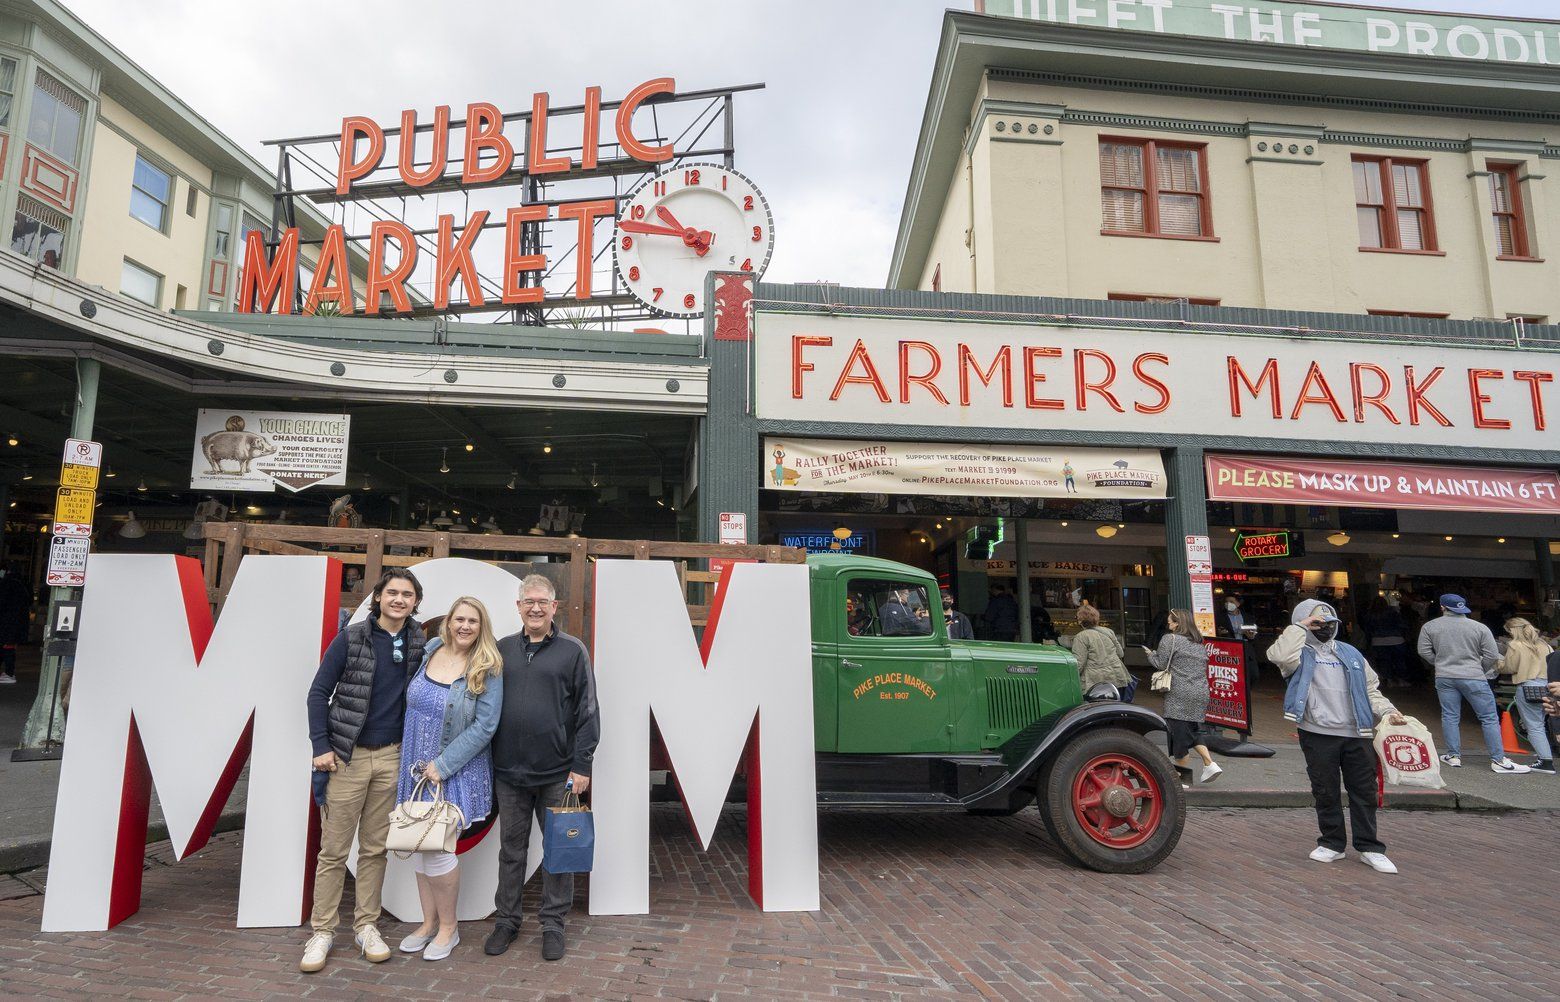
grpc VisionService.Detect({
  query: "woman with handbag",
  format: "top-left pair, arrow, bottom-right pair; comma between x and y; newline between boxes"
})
1498,617 -> 1555,774
1149,609 -> 1221,784
394,596 -> 503,961
1072,602 -> 1134,701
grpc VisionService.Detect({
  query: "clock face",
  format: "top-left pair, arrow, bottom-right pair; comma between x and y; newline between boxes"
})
613,163 -> 774,318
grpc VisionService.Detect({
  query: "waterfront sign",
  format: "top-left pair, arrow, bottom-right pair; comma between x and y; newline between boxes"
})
760,313 -> 1560,453
982,1 -> 1560,67
1207,454 -> 1560,514
763,437 -> 1165,500
191,409 -> 350,493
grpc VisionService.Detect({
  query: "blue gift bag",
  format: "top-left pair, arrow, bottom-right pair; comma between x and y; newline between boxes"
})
543,783 -> 594,873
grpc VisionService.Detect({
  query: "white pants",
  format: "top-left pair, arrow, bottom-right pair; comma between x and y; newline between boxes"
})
410,850 -> 458,877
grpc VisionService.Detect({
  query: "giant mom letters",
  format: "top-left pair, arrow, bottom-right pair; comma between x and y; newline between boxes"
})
41,554 -> 818,931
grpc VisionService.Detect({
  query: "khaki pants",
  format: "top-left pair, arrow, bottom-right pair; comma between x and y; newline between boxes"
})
309,743 -> 401,935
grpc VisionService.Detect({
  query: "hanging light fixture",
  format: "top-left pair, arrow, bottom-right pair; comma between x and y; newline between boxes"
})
543,441 -> 553,454
527,521 -> 547,536
1060,520 -> 1069,527
20,467 -> 32,481
120,511 -> 147,539
507,471 -> 518,490
1327,531 -> 1350,547
589,462 -> 599,488
464,441 -> 475,453
481,515 -> 502,534
362,474 -> 372,491
4,433 -> 16,447
1095,524 -> 1118,539
439,447 -> 450,474
136,478 -> 147,492
105,465 -> 116,479
432,510 -> 454,528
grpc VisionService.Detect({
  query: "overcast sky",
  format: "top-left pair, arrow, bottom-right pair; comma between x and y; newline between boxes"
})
60,0 -> 1560,290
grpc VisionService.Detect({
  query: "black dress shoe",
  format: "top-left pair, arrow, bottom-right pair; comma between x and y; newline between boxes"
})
484,924 -> 518,956
542,930 -> 565,961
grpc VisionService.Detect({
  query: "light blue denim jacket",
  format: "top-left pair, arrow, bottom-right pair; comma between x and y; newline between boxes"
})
418,637 -> 504,779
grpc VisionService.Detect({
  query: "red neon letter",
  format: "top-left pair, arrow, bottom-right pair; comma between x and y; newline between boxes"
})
1289,363 -> 1346,422
1404,366 -> 1453,427
303,225 -> 355,316
1074,349 -> 1124,412
615,77 -> 675,164
462,102 -> 514,184
336,116 -> 384,195
1132,352 -> 1171,415
1514,370 -> 1554,431
829,340 -> 891,402
792,335 -> 833,399
898,341 -> 949,405
501,204 -> 548,304
398,105 -> 449,188
1023,347 -> 1064,410
1227,357 -> 1281,419
235,228 -> 298,314
364,221 -> 418,315
555,199 -> 617,299
1348,362 -> 1399,425
958,344 -> 1013,407
528,92 -> 573,175
433,210 -> 489,311
579,86 -> 602,171
1467,369 -> 1511,430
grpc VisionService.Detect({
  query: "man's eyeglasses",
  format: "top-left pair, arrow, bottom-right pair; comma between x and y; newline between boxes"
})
520,598 -> 554,609
391,635 -> 404,663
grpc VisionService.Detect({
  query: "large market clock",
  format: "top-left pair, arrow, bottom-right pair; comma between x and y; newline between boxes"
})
613,163 -> 774,318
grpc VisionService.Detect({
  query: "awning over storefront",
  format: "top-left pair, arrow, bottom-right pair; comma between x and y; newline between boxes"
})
762,438 -> 1166,500
1206,454 -> 1560,515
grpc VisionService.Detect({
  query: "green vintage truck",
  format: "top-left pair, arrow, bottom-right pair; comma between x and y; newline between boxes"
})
802,553 -> 1183,873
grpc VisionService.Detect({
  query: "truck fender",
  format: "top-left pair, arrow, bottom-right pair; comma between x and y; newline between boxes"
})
965,703 -> 1168,809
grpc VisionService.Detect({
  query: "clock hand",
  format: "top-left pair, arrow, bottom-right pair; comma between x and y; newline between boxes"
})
655,205 -> 687,231
657,206 -> 715,254
619,220 -> 687,237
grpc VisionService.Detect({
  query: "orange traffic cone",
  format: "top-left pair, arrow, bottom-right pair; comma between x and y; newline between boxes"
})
1500,710 -> 1527,755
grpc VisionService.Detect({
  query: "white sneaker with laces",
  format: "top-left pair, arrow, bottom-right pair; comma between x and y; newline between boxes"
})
1199,762 -> 1223,784
1308,846 -> 1345,863
1491,759 -> 1532,775
1439,754 -> 1461,768
1360,851 -> 1398,874
299,932 -> 332,973
355,924 -> 391,963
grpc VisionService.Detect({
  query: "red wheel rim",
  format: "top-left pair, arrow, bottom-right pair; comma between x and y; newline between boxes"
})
1070,753 -> 1164,850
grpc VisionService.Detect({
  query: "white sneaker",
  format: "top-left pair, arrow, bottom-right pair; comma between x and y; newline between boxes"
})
1199,762 -> 1223,784
1308,846 -> 1346,863
1360,851 -> 1398,874
399,930 -> 434,953
355,924 -> 391,963
299,932 -> 332,973
1491,759 -> 1532,775
423,930 -> 459,962
0,675 -> 16,684
1439,754 -> 1461,768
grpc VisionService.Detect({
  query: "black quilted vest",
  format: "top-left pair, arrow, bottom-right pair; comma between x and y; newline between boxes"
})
325,617 -> 426,762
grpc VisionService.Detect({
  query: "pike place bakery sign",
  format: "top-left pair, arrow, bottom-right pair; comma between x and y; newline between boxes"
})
756,313 -> 1560,454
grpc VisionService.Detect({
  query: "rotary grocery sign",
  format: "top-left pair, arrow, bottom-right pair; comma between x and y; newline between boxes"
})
1232,529 -> 1302,562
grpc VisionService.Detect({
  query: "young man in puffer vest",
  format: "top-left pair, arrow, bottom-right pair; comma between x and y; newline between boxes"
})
300,570 -> 428,972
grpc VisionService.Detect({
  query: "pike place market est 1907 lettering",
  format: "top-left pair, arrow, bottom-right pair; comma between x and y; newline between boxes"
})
756,315 -> 1560,453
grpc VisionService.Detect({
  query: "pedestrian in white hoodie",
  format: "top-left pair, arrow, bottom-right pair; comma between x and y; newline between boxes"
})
1269,599 -> 1406,874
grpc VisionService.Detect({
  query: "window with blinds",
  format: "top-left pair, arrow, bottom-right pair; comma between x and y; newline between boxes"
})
0,57 -> 17,132
1488,163 -> 1534,260
1099,138 -> 1210,238
1352,156 -> 1436,252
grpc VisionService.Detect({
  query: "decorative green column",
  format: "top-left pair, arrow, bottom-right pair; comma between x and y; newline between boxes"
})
1162,446 -> 1208,612
696,272 -> 760,544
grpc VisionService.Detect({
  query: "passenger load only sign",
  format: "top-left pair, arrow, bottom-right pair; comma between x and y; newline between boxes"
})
47,536 -> 90,587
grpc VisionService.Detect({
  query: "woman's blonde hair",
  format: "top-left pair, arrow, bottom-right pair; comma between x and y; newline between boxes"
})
1076,602 -> 1101,627
1505,618 -> 1550,659
440,596 -> 502,695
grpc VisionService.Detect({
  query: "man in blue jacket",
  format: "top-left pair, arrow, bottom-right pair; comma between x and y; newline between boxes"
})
485,574 -> 600,962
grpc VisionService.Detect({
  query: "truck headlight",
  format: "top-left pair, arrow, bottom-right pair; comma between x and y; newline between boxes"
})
1085,682 -> 1120,702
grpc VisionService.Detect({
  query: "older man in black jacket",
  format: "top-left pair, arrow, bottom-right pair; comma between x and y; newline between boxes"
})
485,573 -> 600,962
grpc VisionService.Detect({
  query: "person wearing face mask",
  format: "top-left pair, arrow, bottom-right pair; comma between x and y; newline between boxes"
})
941,590 -> 974,640
1268,599 -> 1406,873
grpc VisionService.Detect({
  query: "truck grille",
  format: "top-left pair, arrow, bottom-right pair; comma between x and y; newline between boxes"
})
987,676 -> 1043,732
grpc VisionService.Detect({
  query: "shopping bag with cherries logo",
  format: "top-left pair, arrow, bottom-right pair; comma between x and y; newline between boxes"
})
1372,715 -> 1446,790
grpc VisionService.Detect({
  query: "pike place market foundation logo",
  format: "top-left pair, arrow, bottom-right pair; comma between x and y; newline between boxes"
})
1083,458 -> 1163,492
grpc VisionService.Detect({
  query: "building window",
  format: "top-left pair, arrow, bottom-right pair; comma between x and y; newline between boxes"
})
11,193 -> 66,268
0,56 -> 18,131
1488,163 -> 1535,260
1108,292 -> 1221,306
120,258 -> 162,306
212,203 -> 233,260
931,263 -> 941,292
27,69 -> 85,165
1366,309 -> 1450,319
185,184 -> 198,218
130,155 -> 172,231
1353,156 -> 1435,252
1100,138 -> 1211,238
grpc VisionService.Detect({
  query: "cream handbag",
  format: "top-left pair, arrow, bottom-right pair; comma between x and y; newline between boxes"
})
387,774 -> 467,856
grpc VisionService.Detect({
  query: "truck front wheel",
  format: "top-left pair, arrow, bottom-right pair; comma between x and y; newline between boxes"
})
1039,728 -> 1184,874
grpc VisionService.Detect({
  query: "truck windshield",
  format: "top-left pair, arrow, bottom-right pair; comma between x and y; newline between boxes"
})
845,578 -> 934,638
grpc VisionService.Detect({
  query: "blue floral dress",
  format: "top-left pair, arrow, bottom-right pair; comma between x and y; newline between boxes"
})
397,665 -> 493,827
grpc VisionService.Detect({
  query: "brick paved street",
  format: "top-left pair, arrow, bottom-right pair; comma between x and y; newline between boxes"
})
2,805 -> 1556,1000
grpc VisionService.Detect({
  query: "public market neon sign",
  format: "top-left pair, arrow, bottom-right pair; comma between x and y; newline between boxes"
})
236,78 -> 676,316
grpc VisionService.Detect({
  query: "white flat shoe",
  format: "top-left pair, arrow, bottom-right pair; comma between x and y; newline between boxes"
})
1309,846 -> 1345,863
399,931 -> 434,953
1199,762 -> 1223,784
423,930 -> 459,961
1360,851 -> 1398,873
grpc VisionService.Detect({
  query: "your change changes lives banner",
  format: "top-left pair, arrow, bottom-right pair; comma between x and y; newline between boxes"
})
191,409 -> 351,493
763,438 -> 1165,499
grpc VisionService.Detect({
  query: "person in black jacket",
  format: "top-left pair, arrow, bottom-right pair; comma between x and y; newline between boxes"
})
484,574 -> 600,963
301,569 -> 426,974
0,563 -> 31,683
942,590 -> 974,640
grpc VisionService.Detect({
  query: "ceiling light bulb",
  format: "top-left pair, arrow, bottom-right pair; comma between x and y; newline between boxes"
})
1497,537 -> 1507,543
1095,524 -> 1118,539
464,442 -> 474,452
1444,535 -> 1454,542
440,447 -> 450,474
136,479 -> 147,492
106,466 -> 116,478
1060,521 -> 1069,527
21,467 -> 32,480
1391,533 -> 1400,539
1327,531 -> 1350,547
543,441 -> 553,454
5,434 -> 16,446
